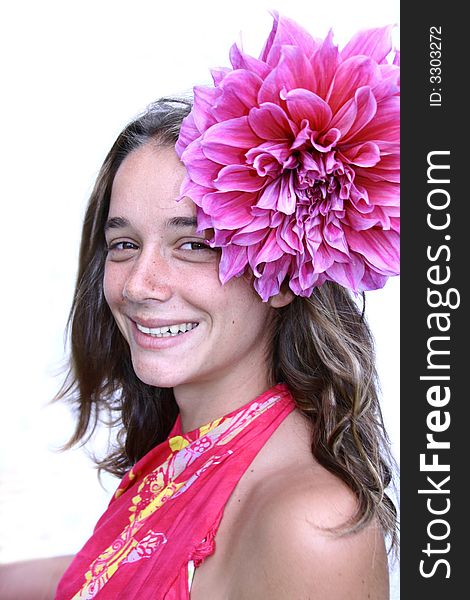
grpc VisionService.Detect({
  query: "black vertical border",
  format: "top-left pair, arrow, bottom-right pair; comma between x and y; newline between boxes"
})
401,2 -> 466,597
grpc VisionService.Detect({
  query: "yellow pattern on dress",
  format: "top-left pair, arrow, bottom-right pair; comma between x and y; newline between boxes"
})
71,476 -> 184,599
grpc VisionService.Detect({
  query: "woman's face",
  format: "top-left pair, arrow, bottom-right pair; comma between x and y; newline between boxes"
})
103,143 -> 276,395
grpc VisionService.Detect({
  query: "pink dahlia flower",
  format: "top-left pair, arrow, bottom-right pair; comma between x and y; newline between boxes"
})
176,12 -> 400,301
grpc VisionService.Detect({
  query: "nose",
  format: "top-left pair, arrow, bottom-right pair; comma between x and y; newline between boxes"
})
122,248 -> 173,303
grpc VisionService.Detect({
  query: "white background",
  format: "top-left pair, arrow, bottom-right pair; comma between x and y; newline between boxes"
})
0,0 -> 399,596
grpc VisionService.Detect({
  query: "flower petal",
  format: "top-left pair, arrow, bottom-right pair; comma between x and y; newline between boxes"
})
246,141 -> 293,175
211,67 -> 231,85
256,173 -> 297,215
325,252 -> 365,291
248,228 -> 285,273
219,245 -> 248,282
346,227 -> 400,275
358,268 -> 389,291
200,117 -> 261,165
248,102 -> 295,140
277,216 -> 303,253
175,113 -> 200,158
312,128 -> 341,152
229,44 -> 271,79
202,190 -> 255,230
231,225 -> 269,246
260,11 -> 317,65
258,45 -> 315,104
309,29 -> 340,100
327,56 -> 381,113
357,96 -> 399,142
284,88 -> 332,131
214,164 -> 266,192
212,70 -> 264,120
340,141 -> 381,167
181,141 -> 220,189
254,254 -> 293,301
340,25 -> 395,64
180,176 -> 212,206
355,179 -> 399,207
192,85 -> 220,131
195,206 -> 215,232
334,86 -> 377,143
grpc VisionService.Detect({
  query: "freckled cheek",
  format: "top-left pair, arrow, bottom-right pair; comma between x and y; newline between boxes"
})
102,266 -> 131,343
103,263 -> 125,309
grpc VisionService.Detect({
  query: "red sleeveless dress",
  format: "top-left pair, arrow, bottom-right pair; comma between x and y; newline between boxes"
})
55,384 -> 295,599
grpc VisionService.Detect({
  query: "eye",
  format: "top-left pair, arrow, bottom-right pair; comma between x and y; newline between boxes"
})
105,240 -> 139,261
179,240 -> 212,251
107,241 -> 138,251
176,239 -> 219,264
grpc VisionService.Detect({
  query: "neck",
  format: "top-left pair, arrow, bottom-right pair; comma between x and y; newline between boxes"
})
174,368 -> 273,433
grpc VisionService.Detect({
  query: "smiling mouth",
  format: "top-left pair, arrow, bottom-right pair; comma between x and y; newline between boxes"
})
135,322 -> 199,338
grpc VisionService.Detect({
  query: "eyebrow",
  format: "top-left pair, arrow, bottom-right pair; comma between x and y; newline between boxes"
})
104,217 -> 130,232
165,216 -> 197,229
104,215 -> 197,232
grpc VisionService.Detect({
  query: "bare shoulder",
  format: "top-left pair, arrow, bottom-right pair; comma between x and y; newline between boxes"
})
192,410 -> 390,599
233,463 -> 389,599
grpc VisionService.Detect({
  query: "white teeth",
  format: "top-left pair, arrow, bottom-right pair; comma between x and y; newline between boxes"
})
135,322 -> 198,337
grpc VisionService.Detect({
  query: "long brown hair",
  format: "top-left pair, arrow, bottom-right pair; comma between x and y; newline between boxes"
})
58,98 -> 397,548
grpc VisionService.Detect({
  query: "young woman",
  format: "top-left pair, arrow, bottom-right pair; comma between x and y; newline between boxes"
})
0,14 -> 399,599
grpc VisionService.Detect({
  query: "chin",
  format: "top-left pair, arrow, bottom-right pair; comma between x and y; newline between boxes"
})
133,369 -> 177,389
130,359 -> 183,389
